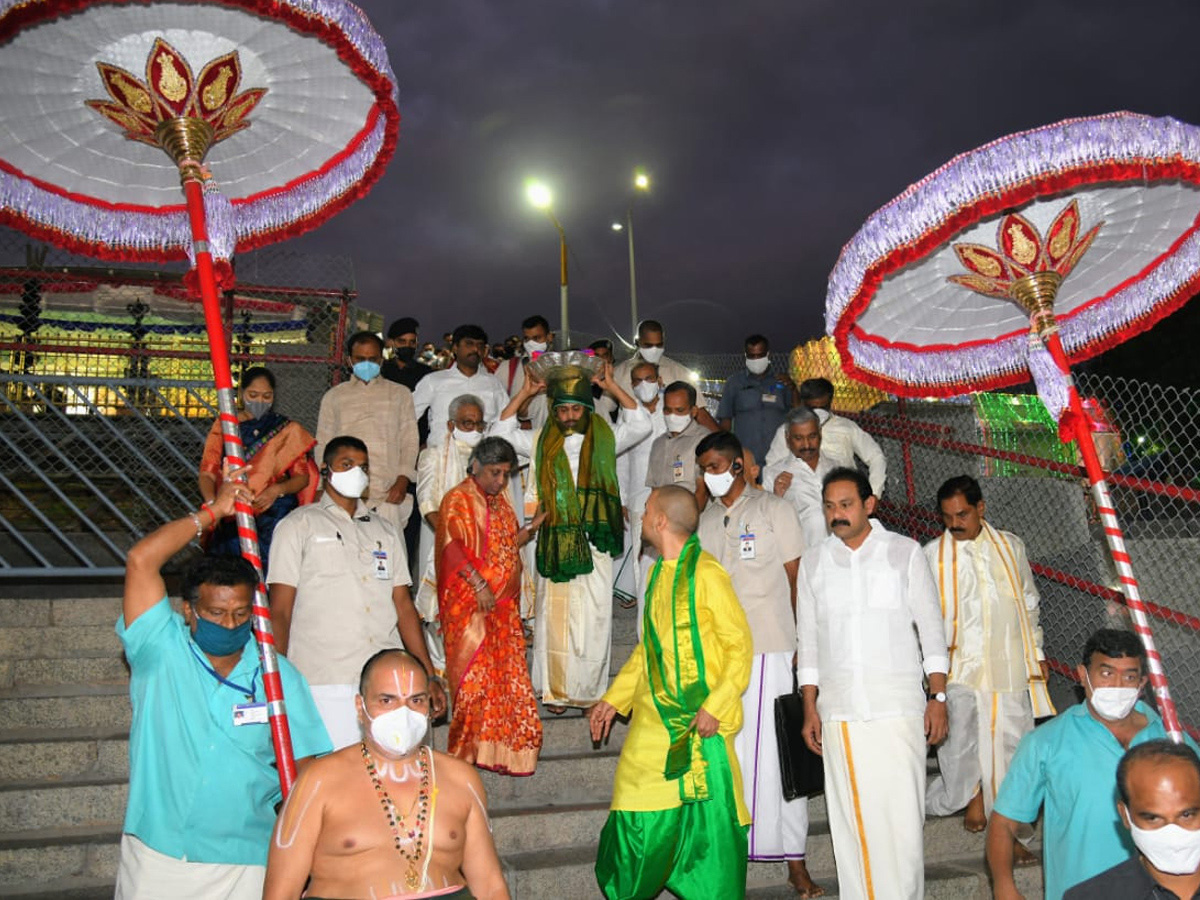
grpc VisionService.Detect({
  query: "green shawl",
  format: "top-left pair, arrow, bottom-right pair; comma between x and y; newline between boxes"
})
534,412 -> 623,582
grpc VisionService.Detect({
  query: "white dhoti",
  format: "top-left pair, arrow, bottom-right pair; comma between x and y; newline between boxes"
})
367,496 -> 413,534
115,834 -> 264,900
308,683 -> 361,751
926,684 -> 1033,818
414,520 -> 447,674
532,548 -> 613,707
734,651 -> 809,860
612,504 -> 645,609
822,716 -> 926,900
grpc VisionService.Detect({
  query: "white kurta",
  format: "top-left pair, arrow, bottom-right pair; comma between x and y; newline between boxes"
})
614,401 -> 666,604
762,451 -> 834,553
414,438 -> 473,619
765,409 -> 887,497
923,524 -> 1048,817
493,406 -> 651,706
797,520 -> 947,899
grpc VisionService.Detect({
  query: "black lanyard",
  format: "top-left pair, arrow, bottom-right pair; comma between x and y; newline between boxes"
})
188,643 -> 259,701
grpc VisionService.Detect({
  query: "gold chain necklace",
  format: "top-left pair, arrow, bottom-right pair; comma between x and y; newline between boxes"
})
361,742 -> 431,891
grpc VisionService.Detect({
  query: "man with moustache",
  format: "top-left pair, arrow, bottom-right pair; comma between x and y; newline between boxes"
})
762,405 -> 833,552
798,467 -> 949,900
924,475 -> 1053,850
264,649 -> 509,900
413,324 -> 509,448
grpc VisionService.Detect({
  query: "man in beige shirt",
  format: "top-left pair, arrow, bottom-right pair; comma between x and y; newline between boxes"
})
268,435 -> 444,750
645,380 -> 713,500
696,431 -> 820,898
315,331 -> 419,533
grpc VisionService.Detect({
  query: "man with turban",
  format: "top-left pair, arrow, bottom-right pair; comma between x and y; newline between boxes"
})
494,353 -> 652,710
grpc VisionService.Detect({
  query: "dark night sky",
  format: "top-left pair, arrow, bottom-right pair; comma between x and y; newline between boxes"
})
289,0 -> 1200,353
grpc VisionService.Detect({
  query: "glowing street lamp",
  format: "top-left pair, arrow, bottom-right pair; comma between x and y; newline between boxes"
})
618,168 -> 651,340
525,179 -> 570,348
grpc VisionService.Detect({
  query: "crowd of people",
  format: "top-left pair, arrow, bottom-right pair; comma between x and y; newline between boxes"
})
112,313 -> 1200,900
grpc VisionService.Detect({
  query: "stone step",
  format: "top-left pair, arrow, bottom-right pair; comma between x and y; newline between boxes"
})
480,749 -> 620,806
0,727 -> 128,783
0,877 -> 115,899
504,845 -> 1044,900
0,776 -> 128,832
1,656 -> 129,690
0,626 -> 123,661
491,801 -> 610,855
0,598 -> 124,629
0,684 -> 129,731
0,825 -> 120,886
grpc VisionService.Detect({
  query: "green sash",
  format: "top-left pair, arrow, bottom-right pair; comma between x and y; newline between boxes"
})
534,413 -> 623,582
643,534 -> 710,802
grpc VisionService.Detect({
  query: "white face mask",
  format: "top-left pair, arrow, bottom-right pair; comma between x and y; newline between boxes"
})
664,413 -> 691,434
745,356 -> 770,375
1085,670 -> 1140,721
454,428 -> 484,448
639,346 -> 665,364
328,465 -> 369,499
633,381 -> 659,403
365,704 -> 428,757
704,468 -> 736,498
1130,821 -> 1200,875
524,339 -> 548,356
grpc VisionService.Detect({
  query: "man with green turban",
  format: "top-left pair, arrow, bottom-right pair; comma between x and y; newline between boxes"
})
495,353 -> 651,709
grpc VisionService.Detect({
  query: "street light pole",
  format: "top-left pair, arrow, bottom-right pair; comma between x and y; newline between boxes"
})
526,179 -> 570,349
624,206 -> 637,341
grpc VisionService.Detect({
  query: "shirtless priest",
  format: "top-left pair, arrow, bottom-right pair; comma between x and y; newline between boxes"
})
264,648 -> 509,900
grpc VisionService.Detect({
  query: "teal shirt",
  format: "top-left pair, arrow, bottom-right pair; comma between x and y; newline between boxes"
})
993,700 -> 1197,900
117,598 -> 332,865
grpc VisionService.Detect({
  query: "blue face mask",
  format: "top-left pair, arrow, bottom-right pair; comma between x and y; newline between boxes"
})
353,360 -> 381,383
193,616 -> 252,656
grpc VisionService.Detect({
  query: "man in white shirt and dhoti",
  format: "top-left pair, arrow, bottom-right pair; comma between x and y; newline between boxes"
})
762,405 -> 833,552
924,475 -> 1052,851
697,430 -> 823,899
799,467 -> 949,900
493,352 -> 651,711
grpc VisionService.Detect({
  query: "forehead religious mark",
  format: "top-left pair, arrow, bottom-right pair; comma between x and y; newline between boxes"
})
273,778 -> 321,849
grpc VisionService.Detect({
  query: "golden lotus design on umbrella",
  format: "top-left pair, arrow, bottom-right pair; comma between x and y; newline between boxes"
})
86,37 -> 266,148
947,201 -> 1103,301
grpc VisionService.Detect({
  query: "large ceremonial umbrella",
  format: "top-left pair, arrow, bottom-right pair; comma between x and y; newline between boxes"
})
0,0 -> 400,790
826,112 -> 1200,742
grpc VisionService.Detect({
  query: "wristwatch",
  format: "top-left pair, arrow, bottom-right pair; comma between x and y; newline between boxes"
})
929,691 -> 947,703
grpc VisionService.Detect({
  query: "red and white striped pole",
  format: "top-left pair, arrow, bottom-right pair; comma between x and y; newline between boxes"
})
1044,329 -> 1184,743
160,118 -> 299,792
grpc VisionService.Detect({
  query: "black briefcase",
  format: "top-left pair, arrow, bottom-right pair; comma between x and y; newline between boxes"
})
774,667 -> 824,800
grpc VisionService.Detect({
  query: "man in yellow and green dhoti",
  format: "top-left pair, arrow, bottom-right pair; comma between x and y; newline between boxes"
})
590,485 -> 754,900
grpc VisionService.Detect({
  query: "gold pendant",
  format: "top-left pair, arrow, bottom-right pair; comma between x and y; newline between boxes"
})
406,865 -> 420,891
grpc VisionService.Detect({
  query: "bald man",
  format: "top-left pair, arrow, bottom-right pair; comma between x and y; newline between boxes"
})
591,485 -> 754,900
264,649 -> 509,900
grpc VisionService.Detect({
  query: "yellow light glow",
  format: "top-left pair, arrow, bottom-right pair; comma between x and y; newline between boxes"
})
526,180 -> 553,210
611,222 -> 624,232
634,170 -> 650,191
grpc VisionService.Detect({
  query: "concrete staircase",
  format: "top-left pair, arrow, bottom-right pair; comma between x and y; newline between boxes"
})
0,591 -> 1045,898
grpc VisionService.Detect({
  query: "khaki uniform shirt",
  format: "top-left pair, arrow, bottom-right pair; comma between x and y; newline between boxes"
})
697,487 -> 803,655
267,496 -> 411,686
645,418 -> 709,491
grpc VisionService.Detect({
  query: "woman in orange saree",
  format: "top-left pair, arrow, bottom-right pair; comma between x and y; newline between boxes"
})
198,366 -> 318,567
435,437 -> 543,775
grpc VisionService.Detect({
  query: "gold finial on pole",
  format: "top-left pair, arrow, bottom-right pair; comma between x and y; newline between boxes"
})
154,116 -> 215,183
1009,270 -> 1062,336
